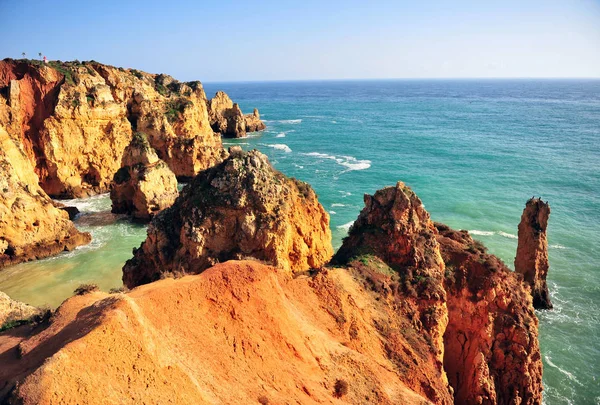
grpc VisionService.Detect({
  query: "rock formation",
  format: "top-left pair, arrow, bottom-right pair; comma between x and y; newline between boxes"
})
110,132 -> 178,221
515,198 -> 552,309
0,125 -> 91,268
333,182 -> 450,396
0,291 -> 40,330
123,147 -> 332,288
2,261 -> 444,404
208,91 -> 266,138
436,223 -> 543,405
0,59 -> 233,198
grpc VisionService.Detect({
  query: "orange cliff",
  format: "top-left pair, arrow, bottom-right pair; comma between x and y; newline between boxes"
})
515,198 -> 552,310
0,59 -> 264,199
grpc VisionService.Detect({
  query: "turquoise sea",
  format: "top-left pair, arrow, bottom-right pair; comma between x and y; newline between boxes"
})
1,79 -> 599,404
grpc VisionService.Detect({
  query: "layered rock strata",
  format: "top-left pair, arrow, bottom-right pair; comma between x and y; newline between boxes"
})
515,198 -> 552,309
0,59 -> 233,198
122,148 -> 332,288
110,132 -> 178,221
208,91 -> 266,138
0,125 -> 91,267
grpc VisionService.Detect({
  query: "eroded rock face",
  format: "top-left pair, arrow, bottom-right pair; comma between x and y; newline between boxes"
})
110,133 -> 178,221
122,148 -> 332,288
0,125 -> 91,268
515,198 -> 552,309
0,59 -> 226,198
0,291 -> 39,329
333,182 -> 450,397
208,91 -> 266,138
436,223 -> 543,405
1,261 -> 440,404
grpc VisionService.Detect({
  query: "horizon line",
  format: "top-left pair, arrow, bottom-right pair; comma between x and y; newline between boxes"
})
203,76 -> 600,84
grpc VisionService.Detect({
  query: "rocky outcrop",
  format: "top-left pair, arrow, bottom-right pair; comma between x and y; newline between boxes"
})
436,224 -> 543,405
515,198 -> 552,309
0,291 -> 40,330
208,91 -> 266,138
0,59 -> 226,198
333,182 -> 450,400
110,132 -> 178,221
123,148 -> 332,288
1,261 -> 442,404
0,124 -> 91,267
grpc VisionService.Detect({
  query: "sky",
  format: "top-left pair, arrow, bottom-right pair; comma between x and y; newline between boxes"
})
1,0 -> 599,82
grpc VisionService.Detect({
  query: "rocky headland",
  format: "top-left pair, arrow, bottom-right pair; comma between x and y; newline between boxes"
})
1,148 -> 545,404
0,58 -> 264,267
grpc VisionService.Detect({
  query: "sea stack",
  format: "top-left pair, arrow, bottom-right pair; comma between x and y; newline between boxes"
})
110,132 -> 179,221
515,198 -> 552,309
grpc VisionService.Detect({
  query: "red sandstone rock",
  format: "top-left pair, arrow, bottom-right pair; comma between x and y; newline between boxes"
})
515,198 -> 552,309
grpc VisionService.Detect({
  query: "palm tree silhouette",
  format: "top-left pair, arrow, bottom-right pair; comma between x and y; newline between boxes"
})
21,52 -> 26,58
38,52 -> 42,59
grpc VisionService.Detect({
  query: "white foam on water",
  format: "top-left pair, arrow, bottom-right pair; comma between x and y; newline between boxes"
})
329,211 -> 337,215
337,221 -> 354,232
550,244 -> 567,249
339,191 -> 352,198
331,120 -> 337,124
331,203 -> 345,207
497,231 -> 518,239
279,119 -> 302,124
469,230 -> 495,236
545,354 -> 583,386
293,163 -> 304,169
302,152 -> 371,173
262,143 -> 292,153
275,133 -> 286,138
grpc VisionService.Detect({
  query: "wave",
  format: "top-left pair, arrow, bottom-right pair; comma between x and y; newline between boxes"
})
293,163 -> 304,169
337,221 -> 354,232
263,144 -> 292,153
469,230 -> 495,236
302,152 -> 371,173
331,203 -> 346,207
549,244 -> 567,249
497,231 -> 518,240
329,211 -> 337,215
544,354 -> 583,386
275,133 -> 286,138
264,119 -> 302,124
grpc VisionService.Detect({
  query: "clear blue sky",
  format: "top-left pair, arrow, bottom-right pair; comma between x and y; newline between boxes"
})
1,0 -> 599,81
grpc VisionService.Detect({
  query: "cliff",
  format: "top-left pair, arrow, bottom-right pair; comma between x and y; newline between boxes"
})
515,198 -> 552,309
123,147 -> 333,288
208,91 -> 266,138
110,132 -> 178,221
436,224 -> 543,405
0,291 -> 40,330
0,59 -> 247,198
0,124 -> 91,267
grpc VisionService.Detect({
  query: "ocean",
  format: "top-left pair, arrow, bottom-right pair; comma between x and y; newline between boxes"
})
1,79 -> 598,404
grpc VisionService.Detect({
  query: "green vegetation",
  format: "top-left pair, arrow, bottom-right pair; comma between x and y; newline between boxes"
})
48,61 -> 75,85
164,98 -> 192,123
73,283 -> 99,295
131,69 -> 144,80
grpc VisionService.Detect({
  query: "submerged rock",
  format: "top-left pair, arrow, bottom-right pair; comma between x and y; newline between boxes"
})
515,198 -> 552,309
110,132 -> 178,221
208,91 -> 266,138
122,148 -> 332,288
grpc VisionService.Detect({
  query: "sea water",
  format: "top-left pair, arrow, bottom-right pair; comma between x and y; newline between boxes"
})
1,79 -> 598,404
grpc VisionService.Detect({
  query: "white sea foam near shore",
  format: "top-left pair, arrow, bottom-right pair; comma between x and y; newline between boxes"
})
303,152 -> 371,172
262,144 -> 292,153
